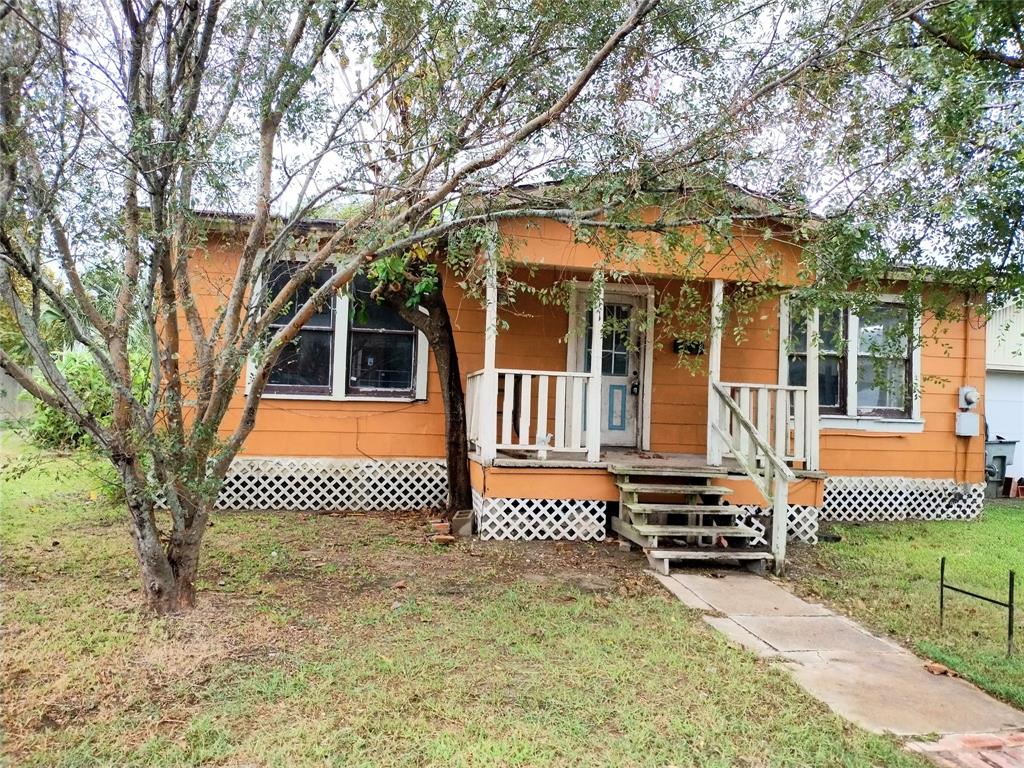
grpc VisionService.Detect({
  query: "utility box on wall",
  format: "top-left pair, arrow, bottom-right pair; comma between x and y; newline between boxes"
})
955,411 -> 980,437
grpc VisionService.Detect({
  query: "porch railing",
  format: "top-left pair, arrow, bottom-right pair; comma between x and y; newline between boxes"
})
710,381 -> 796,574
466,368 -> 594,460
714,382 -> 817,470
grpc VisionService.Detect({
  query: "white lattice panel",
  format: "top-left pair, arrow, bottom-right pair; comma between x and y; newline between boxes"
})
473,490 -> 606,542
212,457 -> 447,512
736,505 -> 820,544
822,476 -> 984,522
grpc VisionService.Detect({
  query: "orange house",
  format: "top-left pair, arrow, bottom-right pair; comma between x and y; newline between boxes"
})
190,211 -> 987,575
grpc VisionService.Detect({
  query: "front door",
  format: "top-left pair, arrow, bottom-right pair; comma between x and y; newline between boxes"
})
580,297 -> 641,447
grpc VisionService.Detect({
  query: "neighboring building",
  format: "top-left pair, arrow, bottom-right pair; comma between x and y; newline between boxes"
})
185,208 -> 988,574
986,302 -> 1024,480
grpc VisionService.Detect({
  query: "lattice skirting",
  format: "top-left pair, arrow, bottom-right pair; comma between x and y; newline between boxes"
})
822,476 -> 984,522
736,505 -> 820,545
210,457 -> 448,512
473,490 -> 606,542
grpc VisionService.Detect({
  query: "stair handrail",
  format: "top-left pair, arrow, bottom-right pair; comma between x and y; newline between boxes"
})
711,381 -> 793,574
711,382 -> 794,492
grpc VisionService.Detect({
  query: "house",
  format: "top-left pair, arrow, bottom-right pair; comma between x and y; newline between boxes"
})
186,207 -> 987,575
985,301 -> 1024,483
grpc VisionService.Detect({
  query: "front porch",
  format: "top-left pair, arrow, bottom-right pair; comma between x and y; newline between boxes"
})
461,268 -> 824,572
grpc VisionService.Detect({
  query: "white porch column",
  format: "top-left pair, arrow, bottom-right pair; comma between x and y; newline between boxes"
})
479,236 -> 499,465
586,279 -> 604,462
805,308 -> 820,471
706,279 -> 725,466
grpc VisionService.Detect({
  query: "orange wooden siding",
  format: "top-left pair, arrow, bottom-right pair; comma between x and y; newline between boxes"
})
185,232 -> 986,488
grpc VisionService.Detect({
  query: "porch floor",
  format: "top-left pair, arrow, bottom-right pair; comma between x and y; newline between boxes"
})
485,448 -> 736,472
475,448 -> 827,480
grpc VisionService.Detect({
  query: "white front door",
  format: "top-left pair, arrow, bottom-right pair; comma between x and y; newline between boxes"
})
579,297 -> 642,447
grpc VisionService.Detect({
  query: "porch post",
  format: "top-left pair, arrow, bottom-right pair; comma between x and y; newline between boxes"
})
706,279 -> 724,465
586,278 -> 604,462
479,234 -> 499,464
805,308 -> 820,471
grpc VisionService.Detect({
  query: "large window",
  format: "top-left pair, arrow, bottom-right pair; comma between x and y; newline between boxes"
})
347,274 -> 417,396
261,262 -> 424,400
265,262 -> 336,396
786,300 -> 916,421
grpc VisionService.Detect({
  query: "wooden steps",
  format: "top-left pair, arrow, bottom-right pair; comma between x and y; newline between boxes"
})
609,464 -> 726,478
625,502 -> 744,516
631,523 -> 760,538
617,483 -> 732,496
610,463 -> 769,575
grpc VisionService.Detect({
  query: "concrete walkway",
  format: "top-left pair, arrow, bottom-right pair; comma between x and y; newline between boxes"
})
656,571 -> 1024,738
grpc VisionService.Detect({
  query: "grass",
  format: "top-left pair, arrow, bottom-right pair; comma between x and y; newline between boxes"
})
788,503 -> 1024,710
0,435 -> 928,767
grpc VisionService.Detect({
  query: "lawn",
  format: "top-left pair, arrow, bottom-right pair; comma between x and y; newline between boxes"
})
788,503 -> 1024,710
0,436 -> 926,767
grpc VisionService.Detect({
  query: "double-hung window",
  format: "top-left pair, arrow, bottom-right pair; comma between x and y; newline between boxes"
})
259,261 -> 425,401
787,309 -> 846,414
265,261 -> 336,396
784,298 -> 919,426
346,274 -> 418,397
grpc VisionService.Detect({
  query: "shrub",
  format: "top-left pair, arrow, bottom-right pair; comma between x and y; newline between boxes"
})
28,350 -> 149,450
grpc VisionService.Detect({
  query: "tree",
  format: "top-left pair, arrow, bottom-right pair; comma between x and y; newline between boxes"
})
0,0 -> 664,612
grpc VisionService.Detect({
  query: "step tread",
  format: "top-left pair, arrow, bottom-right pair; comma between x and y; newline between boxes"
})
608,465 -> 726,478
632,523 -> 760,538
625,502 -> 743,515
618,483 -> 733,495
648,549 -> 774,561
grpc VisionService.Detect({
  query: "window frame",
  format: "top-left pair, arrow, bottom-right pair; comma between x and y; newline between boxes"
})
780,294 -> 923,431
345,275 -> 419,398
263,261 -> 338,397
247,253 -> 429,403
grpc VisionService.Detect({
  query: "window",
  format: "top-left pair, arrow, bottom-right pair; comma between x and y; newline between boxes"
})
788,309 -> 845,414
347,274 -> 417,396
265,262 -> 336,396
855,303 -> 911,418
784,299 -> 917,422
260,261 -> 425,401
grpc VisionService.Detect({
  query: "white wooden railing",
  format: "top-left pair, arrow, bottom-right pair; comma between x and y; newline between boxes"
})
710,381 -> 797,574
466,368 -> 594,460
714,382 -> 818,470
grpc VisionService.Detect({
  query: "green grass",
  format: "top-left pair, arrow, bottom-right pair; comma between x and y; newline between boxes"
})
789,503 -> 1024,709
1,436 -> 927,767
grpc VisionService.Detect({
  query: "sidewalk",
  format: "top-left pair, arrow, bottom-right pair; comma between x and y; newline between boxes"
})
656,571 -> 1024,738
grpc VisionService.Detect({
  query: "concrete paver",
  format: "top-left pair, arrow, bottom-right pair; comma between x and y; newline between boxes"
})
659,571 -> 1024,741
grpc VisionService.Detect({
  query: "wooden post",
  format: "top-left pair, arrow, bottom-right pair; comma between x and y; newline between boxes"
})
771,474 -> 788,575
706,279 -> 725,466
479,234 -> 499,464
805,308 -> 820,471
586,279 -> 604,462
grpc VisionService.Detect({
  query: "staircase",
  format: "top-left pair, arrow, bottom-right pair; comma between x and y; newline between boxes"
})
608,464 -> 774,576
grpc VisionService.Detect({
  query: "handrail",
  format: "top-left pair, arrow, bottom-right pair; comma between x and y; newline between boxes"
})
712,382 -> 795,481
711,381 -> 793,575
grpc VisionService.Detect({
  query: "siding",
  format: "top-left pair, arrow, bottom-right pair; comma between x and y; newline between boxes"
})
187,224 -> 986,484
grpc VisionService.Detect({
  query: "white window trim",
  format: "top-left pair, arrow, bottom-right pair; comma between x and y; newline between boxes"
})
780,293 -> 923,433
246,254 -> 429,403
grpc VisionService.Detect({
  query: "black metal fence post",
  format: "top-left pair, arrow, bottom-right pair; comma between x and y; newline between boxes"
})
1009,570 -> 1016,658
939,556 -> 946,632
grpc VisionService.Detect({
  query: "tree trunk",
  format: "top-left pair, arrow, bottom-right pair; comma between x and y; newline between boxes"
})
388,279 -> 473,515
124,479 -> 208,614
431,300 -> 473,514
